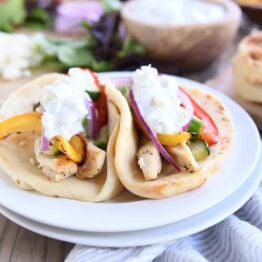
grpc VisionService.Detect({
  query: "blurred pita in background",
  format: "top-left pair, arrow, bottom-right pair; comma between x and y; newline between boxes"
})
233,31 -> 262,103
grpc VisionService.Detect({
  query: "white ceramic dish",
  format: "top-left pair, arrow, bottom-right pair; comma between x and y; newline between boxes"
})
0,73 -> 260,233
1,150 -> 261,247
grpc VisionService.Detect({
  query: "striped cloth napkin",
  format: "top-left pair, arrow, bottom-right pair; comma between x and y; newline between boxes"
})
66,182 -> 262,262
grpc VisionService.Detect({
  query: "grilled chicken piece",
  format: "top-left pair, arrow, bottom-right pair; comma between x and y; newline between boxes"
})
167,141 -> 199,172
76,141 -> 106,179
34,139 -> 77,182
137,140 -> 162,181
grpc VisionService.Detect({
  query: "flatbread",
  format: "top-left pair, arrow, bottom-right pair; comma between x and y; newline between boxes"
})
0,74 -> 123,202
106,83 -> 234,199
233,32 -> 262,103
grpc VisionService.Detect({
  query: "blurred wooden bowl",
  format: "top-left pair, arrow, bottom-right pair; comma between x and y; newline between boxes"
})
121,0 -> 241,72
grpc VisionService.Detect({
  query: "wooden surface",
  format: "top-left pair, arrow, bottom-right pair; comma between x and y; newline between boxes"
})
0,215 -> 73,262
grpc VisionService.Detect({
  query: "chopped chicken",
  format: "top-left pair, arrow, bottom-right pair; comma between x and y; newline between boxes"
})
167,141 -> 199,172
76,141 -> 106,179
137,140 -> 162,181
34,139 -> 77,182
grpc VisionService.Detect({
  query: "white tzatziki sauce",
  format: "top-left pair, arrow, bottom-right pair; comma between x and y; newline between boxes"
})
127,0 -> 226,25
41,68 -> 98,140
132,66 -> 189,134
0,33 -> 44,80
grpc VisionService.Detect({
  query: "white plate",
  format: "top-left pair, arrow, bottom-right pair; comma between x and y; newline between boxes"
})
1,149 -> 261,247
0,74 -> 260,233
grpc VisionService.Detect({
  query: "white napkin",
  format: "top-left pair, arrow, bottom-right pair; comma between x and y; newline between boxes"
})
66,182 -> 262,262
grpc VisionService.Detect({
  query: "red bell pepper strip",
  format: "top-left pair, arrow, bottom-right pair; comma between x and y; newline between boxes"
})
85,68 -> 100,87
180,87 -> 219,145
95,90 -> 108,130
82,68 -> 108,130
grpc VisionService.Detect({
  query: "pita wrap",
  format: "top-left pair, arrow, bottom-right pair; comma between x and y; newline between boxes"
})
106,83 -> 234,199
0,74 -> 123,202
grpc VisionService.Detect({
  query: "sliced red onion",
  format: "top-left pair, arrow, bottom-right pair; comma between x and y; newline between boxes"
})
111,76 -> 133,88
85,93 -> 98,139
130,91 -> 180,171
55,1 -> 104,33
40,131 -> 49,152
178,88 -> 194,132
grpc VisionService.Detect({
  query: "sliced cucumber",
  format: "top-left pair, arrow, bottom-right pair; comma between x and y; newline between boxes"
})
95,142 -> 107,150
118,86 -> 129,97
188,139 -> 210,161
94,125 -> 108,150
86,90 -> 100,102
42,145 -> 60,156
187,117 -> 203,136
82,116 -> 88,128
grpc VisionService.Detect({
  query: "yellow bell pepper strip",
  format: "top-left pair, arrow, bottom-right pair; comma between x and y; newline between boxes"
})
0,112 -> 42,139
69,135 -> 86,162
51,135 -> 85,164
157,132 -> 191,146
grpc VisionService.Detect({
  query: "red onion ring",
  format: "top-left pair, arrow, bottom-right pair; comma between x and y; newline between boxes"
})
178,88 -> 194,131
40,131 -> 49,152
85,93 -> 98,139
130,91 -> 180,171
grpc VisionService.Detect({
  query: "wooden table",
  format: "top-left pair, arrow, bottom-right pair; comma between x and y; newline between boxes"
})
0,216 -> 73,261
0,19 -> 260,261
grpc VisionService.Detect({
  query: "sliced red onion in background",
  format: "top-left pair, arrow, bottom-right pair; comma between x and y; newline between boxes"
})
111,76 -> 133,88
38,0 -> 54,9
56,1 -> 104,21
40,131 -> 49,152
55,1 -> 104,33
130,91 -> 180,172
85,93 -> 98,139
55,16 -> 85,34
178,88 -> 194,132
118,23 -> 127,42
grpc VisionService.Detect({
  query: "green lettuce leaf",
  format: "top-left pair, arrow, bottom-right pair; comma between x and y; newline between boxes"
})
0,0 -> 26,32
102,0 -> 122,13
118,36 -> 145,58
25,8 -> 53,29
57,45 -> 94,67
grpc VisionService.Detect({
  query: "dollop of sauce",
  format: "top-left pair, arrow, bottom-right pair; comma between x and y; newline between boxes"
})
41,68 -> 98,140
0,33 -> 44,80
132,66 -> 188,134
126,0 -> 226,25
